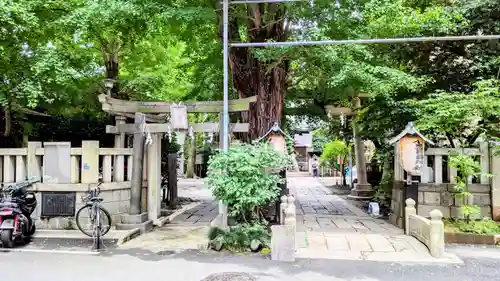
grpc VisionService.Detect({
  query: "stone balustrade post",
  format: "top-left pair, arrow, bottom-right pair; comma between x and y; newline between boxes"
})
27,142 -> 42,180
280,195 -> 288,224
429,209 -> 445,258
81,141 -> 99,184
405,198 -> 416,235
284,195 -> 296,227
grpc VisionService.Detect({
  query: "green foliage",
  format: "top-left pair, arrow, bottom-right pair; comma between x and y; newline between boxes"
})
448,153 -> 493,223
209,223 -> 270,252
320,139 -> 350,185
373,171 -> 393,207
414,80 -> 500,146
320,140 -> 350,170
312,129 -> 329,153
206,143 -> 292,221
457,219 -> 500,235
445,218 -> 500,235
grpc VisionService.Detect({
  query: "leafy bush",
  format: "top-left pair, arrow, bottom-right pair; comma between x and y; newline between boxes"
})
205,142 -> 292,222
445,218 -> 500,235
209,223 -> 270,252
449,153 -> 493,223
320,139 -> 351,185
457,220 -> 500,235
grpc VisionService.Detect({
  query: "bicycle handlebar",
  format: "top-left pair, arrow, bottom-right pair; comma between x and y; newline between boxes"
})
82,181 -> 103,202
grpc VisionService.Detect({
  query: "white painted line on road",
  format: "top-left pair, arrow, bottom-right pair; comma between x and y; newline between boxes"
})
1,248 -> 99,255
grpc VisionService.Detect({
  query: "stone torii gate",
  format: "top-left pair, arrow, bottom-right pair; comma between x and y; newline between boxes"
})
325,93 -> 374,200
98,94 -> 256,230
99,94 -> 255,174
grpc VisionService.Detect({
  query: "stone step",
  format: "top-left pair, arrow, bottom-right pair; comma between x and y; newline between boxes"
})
115,220 -> 153,234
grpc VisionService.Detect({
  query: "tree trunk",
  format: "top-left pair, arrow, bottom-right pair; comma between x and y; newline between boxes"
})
225,4 -> 290,140
3,104 -> 11,137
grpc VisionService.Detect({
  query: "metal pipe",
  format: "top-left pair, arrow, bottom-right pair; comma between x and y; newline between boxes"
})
222,0 -> 230,151
231,34 -> 500,47
229,0 -> 303,4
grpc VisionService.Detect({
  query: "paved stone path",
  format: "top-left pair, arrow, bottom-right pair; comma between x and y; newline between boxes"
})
169,201 -> 217,226
120,179 -> 216,252
168,179 -> 217,226
289,175 -> 460,263
122,175 -> 460,263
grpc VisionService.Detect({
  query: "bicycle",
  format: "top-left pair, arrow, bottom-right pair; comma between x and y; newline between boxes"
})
75,180 -> 112,250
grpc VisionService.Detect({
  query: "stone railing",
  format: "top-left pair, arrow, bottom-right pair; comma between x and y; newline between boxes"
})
390,144 -> 498,227
395,144 -> 490,185
271,195 -> 296,262
405,198 -> 445,258
0,141 -> 144,185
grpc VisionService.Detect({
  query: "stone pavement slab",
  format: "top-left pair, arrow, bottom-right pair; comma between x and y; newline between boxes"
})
295,231 -> 461,263
169,200 -> 218,226
288,175 -> 461,263
118,225 -> 210,253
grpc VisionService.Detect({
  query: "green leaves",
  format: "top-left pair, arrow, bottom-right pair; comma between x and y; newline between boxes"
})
319,139 -> 350,170
415,79 -> 500,146
205,143 -> 292,219
448,152 -> 493,222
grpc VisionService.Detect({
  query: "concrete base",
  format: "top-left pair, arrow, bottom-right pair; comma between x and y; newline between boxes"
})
120,213 -> 149,224
116,213 -> 153,233
348,184 -> 374,200
210,214 -> 229,231
116,220 -> 153,234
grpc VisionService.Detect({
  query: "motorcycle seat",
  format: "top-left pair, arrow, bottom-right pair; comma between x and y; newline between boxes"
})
0,202 -> 19,208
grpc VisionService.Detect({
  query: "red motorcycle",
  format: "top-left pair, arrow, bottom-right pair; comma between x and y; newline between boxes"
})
0,178 -> 39,248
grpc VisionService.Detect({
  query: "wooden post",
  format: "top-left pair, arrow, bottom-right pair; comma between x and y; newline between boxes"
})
130,113 -> 146,215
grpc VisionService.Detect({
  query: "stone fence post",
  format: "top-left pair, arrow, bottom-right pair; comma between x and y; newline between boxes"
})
404,198 -> 416,235
280,195 -> 288,224
271,195 -> 296,262
429,209 -> 445,258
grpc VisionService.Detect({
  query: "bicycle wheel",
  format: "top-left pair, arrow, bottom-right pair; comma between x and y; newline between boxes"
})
75,205 -> 112,237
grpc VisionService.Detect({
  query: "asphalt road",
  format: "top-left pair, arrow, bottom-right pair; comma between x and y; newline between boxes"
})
0,245 -> 498,281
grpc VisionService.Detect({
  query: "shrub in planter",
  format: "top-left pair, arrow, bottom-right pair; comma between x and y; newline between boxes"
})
205,142 -> 292,253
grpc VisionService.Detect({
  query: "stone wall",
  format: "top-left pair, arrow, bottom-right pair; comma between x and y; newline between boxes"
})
390,182 -> 492,228
32,182 -> 147,230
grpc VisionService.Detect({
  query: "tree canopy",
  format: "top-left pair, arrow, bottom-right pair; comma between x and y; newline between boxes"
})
1,0 -> 498,154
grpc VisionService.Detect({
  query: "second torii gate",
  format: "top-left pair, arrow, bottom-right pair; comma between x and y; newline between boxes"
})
325,93 -> 374,200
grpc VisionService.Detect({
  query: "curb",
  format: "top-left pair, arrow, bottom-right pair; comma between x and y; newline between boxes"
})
116,228 -> 141,245
153,201 -> 203,227
32,229 -> 140,246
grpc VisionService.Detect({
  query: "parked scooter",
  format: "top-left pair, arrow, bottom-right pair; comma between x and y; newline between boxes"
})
0,177 -> 39,248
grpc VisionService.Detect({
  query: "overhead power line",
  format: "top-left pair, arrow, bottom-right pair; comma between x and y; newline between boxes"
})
230,34 -> 500,48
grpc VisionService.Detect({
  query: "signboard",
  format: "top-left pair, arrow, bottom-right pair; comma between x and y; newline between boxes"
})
399,135 -> 425,175
170,104 -> 188,130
